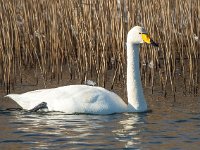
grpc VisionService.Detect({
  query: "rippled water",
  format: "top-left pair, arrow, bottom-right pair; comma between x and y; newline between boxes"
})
0,105 -> 200,149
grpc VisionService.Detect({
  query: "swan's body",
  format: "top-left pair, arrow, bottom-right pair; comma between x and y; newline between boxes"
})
8,85 -> 128,114
6,26 -> 158,114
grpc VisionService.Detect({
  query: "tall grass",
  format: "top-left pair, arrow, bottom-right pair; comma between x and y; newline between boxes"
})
0,0 -> 199,96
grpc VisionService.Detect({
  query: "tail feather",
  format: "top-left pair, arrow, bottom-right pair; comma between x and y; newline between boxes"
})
5,94 -> 42,110
6,94 -> 20,101
5,94 -> 24,108
5,94 -> 20,103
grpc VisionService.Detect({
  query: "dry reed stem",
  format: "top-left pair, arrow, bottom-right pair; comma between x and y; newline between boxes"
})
0,0 -> 199,96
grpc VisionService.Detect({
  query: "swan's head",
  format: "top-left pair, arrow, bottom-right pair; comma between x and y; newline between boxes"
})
127,26 -> 158,47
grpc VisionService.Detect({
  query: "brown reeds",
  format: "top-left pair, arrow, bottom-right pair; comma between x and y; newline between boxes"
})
0,0 -> 199,97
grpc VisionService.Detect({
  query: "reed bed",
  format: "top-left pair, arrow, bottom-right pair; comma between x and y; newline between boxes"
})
0,0 -> 199,97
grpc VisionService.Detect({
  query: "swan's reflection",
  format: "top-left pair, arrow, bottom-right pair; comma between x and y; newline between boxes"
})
113,113 -> 146,148
13,111 -> 146,149
16,111 -> 103,135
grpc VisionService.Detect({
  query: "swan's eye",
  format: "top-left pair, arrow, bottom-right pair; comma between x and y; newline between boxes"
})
139,32 -> 141,34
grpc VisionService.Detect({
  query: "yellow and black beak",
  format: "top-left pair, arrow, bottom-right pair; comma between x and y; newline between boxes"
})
141,33 -> 159,47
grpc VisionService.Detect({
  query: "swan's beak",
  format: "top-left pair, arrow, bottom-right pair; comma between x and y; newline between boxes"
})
142,33 -> 159,47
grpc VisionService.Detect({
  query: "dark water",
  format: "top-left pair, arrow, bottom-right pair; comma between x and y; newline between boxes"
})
0,104 -> 200,150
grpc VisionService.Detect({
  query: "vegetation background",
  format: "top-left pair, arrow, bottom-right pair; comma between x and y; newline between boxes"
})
0,0 -> 199,98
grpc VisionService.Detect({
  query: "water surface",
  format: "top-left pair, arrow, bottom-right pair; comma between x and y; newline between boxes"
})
0,103 -> 200,150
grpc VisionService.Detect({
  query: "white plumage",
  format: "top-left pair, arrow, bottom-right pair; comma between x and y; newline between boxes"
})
6,26 -> 158,114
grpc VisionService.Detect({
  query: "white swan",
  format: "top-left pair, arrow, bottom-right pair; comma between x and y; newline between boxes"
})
6,26 -> 158,114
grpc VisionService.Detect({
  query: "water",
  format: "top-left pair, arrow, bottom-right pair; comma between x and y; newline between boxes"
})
1,104 -> 200,150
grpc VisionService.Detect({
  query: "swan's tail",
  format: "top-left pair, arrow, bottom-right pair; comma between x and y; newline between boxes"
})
5,94 -> 44,110
5,94 -> 23,107
6,94 -> 20,101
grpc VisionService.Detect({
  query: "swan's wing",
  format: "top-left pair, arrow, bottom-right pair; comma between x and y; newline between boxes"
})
6,85 -> 127,114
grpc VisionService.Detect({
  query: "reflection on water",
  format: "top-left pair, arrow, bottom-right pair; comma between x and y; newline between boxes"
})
0,107 -> 200,149
113,114 -> 144,148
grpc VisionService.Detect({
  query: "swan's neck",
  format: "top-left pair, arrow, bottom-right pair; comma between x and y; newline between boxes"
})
127,43 -> 147,111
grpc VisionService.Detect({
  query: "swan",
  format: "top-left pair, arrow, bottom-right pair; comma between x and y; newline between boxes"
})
5,26 -> 158,114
